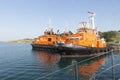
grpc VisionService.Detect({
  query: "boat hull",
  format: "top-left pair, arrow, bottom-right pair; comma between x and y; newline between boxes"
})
58,43 -> 108,55
31,44 -> 59,52
31,44 -> 108,55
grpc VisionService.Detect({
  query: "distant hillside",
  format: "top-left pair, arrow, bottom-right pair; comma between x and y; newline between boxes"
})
6,38 -> 34,43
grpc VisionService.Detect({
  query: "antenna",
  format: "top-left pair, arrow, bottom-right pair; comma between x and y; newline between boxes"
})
65,22 -> 69,33
88,12 -> 95,29
48,18 -> 51,28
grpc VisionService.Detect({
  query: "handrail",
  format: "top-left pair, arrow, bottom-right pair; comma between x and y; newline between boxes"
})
93,64 -> 120,79
35,50 -> 116,80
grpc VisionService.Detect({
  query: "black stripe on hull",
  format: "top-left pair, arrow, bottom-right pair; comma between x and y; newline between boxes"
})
58,46 -> 107,55
31,44 -> 59,52
31,44 -> 108,55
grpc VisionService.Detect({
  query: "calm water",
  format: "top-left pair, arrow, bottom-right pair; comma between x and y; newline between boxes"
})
0,42 -> 120,80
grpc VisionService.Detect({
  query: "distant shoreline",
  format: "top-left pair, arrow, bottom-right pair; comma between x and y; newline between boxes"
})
6,38 -> 34,43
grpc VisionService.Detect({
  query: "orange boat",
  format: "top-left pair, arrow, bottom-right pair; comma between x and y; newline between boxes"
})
31,27 -> 67,52
31,12 -> 109,54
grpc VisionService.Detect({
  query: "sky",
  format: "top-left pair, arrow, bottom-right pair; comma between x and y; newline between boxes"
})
0,0 -> 120,41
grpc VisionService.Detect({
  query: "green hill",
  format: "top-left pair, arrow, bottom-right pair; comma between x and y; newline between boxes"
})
99,30 -> 120,45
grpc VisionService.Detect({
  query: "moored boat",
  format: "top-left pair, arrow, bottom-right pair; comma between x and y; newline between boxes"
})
31,12 -> 109,55
57,12 -> 108,54
31,27 -> 67,52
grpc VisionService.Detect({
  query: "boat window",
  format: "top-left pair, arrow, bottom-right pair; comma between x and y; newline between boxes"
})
70,38 -> 79,40
53,41 -> 55,44
48,38 -> 51,42
69,36 -> 82,40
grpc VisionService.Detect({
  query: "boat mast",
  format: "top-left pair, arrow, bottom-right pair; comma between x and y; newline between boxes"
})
44,18 -> 53,35
48,18 -> 51,28
65,22 -> 69,33
48,18 -> 53,35
88,12 -> 95,29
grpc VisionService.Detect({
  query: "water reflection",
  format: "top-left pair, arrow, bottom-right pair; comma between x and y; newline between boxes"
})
58,57 -> 87,68
32,51 -> 106,79
0,43 -> 119,80
79,57 -> 106,78
58,55 -> 106,79
33,51 -> 61,65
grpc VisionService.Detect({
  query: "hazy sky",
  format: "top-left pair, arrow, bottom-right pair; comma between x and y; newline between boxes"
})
0,0 -> 120,41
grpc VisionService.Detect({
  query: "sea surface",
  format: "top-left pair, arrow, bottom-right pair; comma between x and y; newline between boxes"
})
0,42 -> 120,80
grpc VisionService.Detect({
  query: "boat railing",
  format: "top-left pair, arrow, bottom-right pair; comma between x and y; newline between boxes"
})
34,50 -> 120,80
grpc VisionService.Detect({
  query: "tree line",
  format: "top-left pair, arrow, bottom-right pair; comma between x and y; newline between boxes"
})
99,30 -> 120,44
